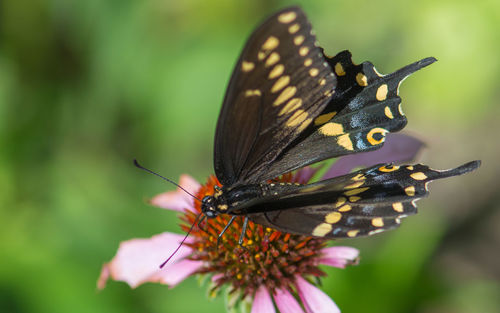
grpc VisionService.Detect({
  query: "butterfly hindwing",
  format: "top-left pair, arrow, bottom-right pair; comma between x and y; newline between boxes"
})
245,161 -> 480,238
254,52 -> 437,181
214,7 -> 336,186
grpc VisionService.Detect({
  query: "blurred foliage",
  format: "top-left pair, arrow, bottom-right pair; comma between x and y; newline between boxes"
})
0,0 -> 499,312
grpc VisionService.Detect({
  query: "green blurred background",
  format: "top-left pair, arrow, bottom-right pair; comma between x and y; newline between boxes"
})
1,0 -> 498,312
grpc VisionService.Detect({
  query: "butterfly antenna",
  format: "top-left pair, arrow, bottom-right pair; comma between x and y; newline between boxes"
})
133,159 -> 202,202
159,213 -> 202,268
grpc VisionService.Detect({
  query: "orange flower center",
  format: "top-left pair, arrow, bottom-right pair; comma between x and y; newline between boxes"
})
180,174 -> 327,298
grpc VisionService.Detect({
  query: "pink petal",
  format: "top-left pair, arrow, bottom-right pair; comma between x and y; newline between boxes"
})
150,174 -> 200,213
318,246 -> 359,269
296,276 -> 340,313
322,133 -> 424,179
273,287 -> 305,313
155,259 -> 203,288
251,285 -> 276,313
178,174 -> 202,194
211,273 -> 224,283
98,232 -> 196,289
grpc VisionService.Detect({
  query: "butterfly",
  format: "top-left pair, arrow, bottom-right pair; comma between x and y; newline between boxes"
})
190,7 -> 479,241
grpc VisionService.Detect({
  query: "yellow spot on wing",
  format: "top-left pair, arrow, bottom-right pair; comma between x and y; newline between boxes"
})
294,35 -> 305,45
288,23 -> 300,34
286,109 -> 308,127
312,223 -> 332,237
352,173 -> 365,181
274,86 -> 297,106
384,106 -> 394,119
379,165 -> 399,172
410,172 -> 427,180
356,73 -> 368,86
371,217 -> 384,227
269,64 -> 285,79
314,112 -> 337,125
337,134 -> 354,151
319,78 -> 326,85
325,212 -> 342,224
405,186 -> 416,196
376,84 -> 388,101
334,63 -> 345,76
278,11 -> 297,24
406,166 -> 414,170
347,229 -> 359,237
262,36 -> 279,50
258,51 -> 266,60
241,61 -> 254,72
367,127 -> 388,145
392,202 -> 403,212
304,58 -> 313,66
324,90 -> 334,97
296,118 -> 312,133
335,197 -> 346,208
349,196 -> 361,202
344,187 -> 369,196
309,68 -> 319,77
299,47 -> 309,56
244,89 -> 261,97
319,122 -> 344,136
271,75 -> 290,93
265,52 -> 280,67
345,180 -> 364,189
278,98 -> 302,116
338,204 -> 352,212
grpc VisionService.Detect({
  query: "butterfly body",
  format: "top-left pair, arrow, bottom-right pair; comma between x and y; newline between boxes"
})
197,6 -> 480,239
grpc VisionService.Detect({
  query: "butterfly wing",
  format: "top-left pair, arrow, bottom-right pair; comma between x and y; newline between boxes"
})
254,51 -> 437,181
214,7 -> 336,186
244,161 -> 480,238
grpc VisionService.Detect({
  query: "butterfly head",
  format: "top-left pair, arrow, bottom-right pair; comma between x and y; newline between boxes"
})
201,195 -> 218,218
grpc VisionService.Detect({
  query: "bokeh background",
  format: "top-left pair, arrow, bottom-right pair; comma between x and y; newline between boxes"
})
1,0 -> 499,312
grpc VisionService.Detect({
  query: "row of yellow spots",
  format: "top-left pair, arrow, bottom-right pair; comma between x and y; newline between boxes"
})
316,121 -> 354,151
333,61 -> 396,123
404,170 -> 429,196
276,13 -> 316,131
377,164 -> 429,196
316,112 -> 388,150
243,11 -> 327,133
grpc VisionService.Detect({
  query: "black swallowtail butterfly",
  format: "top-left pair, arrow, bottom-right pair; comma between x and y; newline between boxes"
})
191,7 -> 480,240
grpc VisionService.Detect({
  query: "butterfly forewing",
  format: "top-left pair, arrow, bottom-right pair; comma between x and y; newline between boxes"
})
255,52 -> 437,181
214,7 -> 336,186
245,161 -> 480,238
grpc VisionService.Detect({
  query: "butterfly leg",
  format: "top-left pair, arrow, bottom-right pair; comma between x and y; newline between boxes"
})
196,215 -> 210,235
238,217 -> 249,246
217,216 -> 236,249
